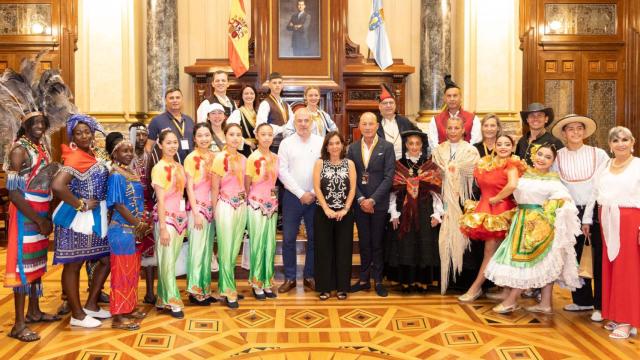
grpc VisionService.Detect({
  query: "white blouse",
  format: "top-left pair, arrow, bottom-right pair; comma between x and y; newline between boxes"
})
591,157 -> 640,261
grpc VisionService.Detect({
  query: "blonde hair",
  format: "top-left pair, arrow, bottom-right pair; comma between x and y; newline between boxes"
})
304,85 -> 321,97
480,113 -> 503,141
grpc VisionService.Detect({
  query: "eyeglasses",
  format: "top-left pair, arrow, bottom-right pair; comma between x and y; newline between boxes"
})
380,101 -> 395,106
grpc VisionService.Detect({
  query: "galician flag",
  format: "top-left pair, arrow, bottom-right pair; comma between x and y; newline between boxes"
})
228,0 -> 250,77
366,0 -> 393,70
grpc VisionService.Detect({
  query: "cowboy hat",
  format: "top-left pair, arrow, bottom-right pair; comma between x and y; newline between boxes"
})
549,114 -> 597,140
520,103 -> 554,124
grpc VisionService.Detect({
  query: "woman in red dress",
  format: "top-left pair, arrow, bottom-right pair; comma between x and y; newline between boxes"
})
458,134 -> 526,302
593,126 -> 640,339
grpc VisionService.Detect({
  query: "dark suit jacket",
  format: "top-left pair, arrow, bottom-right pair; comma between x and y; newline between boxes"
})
347,137 -> 396,212
377,114 -> 430,156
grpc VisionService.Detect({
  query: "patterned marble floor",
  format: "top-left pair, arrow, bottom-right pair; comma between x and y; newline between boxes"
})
0,249 -> 638,360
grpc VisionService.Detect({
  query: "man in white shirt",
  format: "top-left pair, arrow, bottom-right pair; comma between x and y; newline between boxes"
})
550,114 -> 609,322
277,108 -> 323,293
427,75 -> 481,147
257,72 -> 295,152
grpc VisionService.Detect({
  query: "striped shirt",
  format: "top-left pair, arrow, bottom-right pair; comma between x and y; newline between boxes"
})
553,145 -> 609,223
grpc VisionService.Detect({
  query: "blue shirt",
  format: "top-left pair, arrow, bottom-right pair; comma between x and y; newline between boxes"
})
148,111 -> 194,162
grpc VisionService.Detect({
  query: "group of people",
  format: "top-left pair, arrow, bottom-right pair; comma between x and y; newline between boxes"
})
2,68 -> 639,344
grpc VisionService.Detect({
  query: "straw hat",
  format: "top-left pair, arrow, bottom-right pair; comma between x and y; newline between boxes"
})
549,114 -> 597,140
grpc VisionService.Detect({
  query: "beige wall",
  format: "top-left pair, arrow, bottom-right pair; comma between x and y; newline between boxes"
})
75,0 -> 521,132
75,0 -> 145,124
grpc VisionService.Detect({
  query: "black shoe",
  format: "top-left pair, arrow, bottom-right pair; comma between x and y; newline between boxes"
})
264,290 -> 277,299
98,291 -> 110,304
375,283 -> 388,297
225,299 -> 239,309
143,294 -> 157,305
170,310 -> 184,319
189,294 -> 210,306
237,293 -> 245,301
349,282 -> 371,293
253,289 -> 267,301
204,296 -> 217,304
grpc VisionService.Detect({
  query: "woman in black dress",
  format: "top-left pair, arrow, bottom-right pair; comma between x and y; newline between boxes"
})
313,131 -> 357,300
386,130 -> 443,293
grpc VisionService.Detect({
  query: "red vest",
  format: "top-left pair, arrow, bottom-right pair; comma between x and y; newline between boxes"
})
434,108 -> 475,144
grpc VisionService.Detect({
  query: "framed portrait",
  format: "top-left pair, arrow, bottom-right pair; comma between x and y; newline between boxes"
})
278,0 -> 320,58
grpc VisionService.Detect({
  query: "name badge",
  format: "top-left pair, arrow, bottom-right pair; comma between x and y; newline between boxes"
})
361,172 -> 369,185
180,139 -> 190,150
179,199 -> 186,212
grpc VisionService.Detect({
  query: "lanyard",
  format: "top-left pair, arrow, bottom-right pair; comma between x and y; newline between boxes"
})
361,136 -> 378,169
169,113 -> 185,137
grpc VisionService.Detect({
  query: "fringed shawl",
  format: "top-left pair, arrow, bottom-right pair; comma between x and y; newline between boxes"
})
432,140 -> 480,294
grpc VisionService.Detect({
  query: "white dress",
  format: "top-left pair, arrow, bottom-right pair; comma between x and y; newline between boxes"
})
484,170 -> 583,290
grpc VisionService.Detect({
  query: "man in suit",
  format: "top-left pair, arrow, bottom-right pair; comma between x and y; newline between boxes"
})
286,0 -> 310,56
377,84 -> 428,159
347,112 -> 396,297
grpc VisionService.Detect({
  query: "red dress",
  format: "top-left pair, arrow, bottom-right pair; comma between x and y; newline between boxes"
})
460,155 -> 526,240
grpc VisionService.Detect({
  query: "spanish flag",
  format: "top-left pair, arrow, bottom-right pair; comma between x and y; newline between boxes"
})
228,0 -> 250,77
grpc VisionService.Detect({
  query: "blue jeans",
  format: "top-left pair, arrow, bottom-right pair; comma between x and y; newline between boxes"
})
282,190 -> 316,280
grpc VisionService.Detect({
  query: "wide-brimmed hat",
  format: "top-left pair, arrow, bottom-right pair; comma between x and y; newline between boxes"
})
549,114 -> 597,140
520,103 -> 554,124
401,130 -> 428,143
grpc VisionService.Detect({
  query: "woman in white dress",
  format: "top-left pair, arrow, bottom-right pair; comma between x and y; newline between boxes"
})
485,143 -> 582,314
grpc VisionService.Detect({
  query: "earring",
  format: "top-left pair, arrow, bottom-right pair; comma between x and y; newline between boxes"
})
69,141 -> 77,150
90,140 -> 95,149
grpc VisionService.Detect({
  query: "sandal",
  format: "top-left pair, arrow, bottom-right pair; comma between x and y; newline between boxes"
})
112,321 -> 140,331
8,326 -> 40,342
319,292 -> 330,301
604,321 -> 618,331
127,310 -> 147,319
25,312 -> 62,324
609,325 -> 637,339
337,292 -> 347,300
492,303 -> 521,314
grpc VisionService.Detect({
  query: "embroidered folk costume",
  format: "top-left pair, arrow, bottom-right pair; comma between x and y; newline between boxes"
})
184,149 -> 215,300
52,144 -> 110,265
106,165 -> 144,315
129,132 -> 155,264
386,153 -> 443,288
246,150 -> 279,290
212,150 -> 248,300
151,158 -> 187,310
484,169 -> 582,290
432,140 -> 480,293
460,156 -> 526,240
4,137 -> 54,295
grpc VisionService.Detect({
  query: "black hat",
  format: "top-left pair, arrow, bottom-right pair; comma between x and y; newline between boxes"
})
519,102 -> 554,124
444,74 -> 459,92
401,130 -> 428,143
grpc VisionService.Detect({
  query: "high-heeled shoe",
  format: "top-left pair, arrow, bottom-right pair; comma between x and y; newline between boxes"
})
492,303 -> 521,314
458,289 -> 483,302
609,324 -> 637,339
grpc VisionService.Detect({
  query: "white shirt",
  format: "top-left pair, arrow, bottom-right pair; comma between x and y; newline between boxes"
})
428,110 -> 482,146
277,132 -> 323,198
552,145 -> 609,224
381,116 -> 402,160
256,98 -> 295,137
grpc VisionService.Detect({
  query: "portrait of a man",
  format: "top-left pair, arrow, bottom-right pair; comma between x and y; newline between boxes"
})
279,0 -> 320,58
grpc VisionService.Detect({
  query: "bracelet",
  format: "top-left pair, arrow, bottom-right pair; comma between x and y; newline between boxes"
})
75,199 -> 86,212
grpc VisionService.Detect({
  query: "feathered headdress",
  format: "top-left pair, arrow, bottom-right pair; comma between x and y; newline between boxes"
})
0,50 -> 76,161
